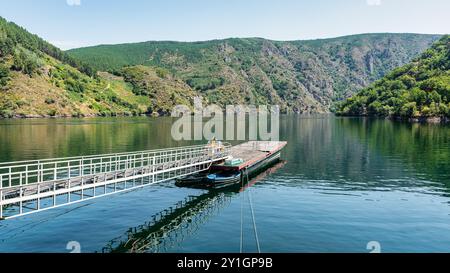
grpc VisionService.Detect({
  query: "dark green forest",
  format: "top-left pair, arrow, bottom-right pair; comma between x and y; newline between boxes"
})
0,16 -> 94,77
69,33 -> 441,113
336,35 -> 450,120
0,14 -> 447,120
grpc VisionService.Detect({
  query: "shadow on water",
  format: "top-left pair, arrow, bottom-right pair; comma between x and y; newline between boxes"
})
101,161 -> 287,253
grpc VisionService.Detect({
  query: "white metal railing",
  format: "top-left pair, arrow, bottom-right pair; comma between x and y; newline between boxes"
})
0,143 -> 231,189
0,143 -> 231,219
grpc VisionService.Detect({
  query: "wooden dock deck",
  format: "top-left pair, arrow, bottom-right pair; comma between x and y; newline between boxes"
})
211,141 -> 287,171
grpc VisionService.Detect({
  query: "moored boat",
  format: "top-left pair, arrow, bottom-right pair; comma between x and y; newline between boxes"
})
175,141 -> 287,190
175,172 -> 208,187
206,171 -> 242,189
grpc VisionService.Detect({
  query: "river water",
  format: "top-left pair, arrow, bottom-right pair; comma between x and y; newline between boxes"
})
0,115 -> 449,253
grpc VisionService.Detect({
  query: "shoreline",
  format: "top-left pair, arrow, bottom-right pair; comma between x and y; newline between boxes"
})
1,113 -> 449,124
334,114 -> 450,124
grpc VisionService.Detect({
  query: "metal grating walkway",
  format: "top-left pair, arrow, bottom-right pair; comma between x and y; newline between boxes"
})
0,143 -> 231,219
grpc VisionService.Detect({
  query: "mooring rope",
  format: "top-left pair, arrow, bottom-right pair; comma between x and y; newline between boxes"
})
246,168 -> 261,253
240,171 -> 245,253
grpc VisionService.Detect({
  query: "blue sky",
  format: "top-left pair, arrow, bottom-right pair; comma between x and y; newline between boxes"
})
0,0 -> 449,49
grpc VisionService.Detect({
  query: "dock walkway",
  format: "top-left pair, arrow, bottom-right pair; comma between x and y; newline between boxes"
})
0,141 -> 286,220
0,144 -> 231,219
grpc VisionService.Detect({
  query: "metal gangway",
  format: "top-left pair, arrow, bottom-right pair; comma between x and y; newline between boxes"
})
0,143 -> 231,220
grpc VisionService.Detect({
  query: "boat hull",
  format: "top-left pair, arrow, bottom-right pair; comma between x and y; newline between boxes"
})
176,148 -> 283,190
206,173 -> 242,189
175,172 -> 208,187
245,151 -> 281,178
208,151 -> 281,189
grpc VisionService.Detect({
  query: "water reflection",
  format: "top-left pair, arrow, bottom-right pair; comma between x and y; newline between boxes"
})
279,116 -> 450,195
0,117 -> 199,161
0,116 -> 449,253
1,115 -> 448,194
102,161 -> 287,253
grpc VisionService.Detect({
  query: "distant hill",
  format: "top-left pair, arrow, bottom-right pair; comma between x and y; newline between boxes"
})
0,16 -> 193,118
0,15 -> 443,118
336,35 -> 449,122
68,34 -> 441,113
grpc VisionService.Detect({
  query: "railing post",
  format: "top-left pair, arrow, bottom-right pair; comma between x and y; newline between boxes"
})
81,158 -> 84,176
37,184 -> 41,210
152,157 -> 155,173
25,165 -> 28,186
54,162 -> 57,181
40,162 -> 44,183
19,187 -> 23,215
68,180 -> 71,203
8,167 -> 11,187
0,190 -> 3,219
53,182 -> 56,206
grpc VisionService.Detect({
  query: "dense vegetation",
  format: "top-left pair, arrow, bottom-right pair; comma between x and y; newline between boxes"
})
0,16 -> 170,118
0,15 -> 445,118
118,65 -> 195,115
0,17 -> 94,76
336,35 -> 450,121
69,34 -> 441,113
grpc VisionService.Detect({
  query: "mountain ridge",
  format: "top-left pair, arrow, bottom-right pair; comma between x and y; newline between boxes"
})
70,32 -> 441,50
0,15 -> 443,118
68,33 -> 441,113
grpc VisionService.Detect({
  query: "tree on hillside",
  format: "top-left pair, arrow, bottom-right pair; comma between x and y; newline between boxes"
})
0,64 -> 9,86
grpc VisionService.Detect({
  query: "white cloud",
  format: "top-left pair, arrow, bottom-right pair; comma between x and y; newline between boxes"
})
367,0 -> 382,6
66,0 -> 81,6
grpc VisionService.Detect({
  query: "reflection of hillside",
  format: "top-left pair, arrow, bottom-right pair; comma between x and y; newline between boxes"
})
279,115 -> 449,193
341,118 -> 450,187
281,115 -> 387,181
0,117 -> 196,162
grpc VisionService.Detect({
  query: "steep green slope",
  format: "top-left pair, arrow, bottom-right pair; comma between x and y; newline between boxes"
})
69,34 -> 441,112
336,35 -> 449,122
0,16 -> 195,118
0,17 -> 93,76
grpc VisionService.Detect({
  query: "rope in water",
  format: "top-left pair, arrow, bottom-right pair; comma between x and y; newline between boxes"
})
246,168 -> 261,253
240,170 -> 245,253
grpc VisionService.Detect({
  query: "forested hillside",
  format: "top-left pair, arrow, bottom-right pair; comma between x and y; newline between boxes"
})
336,35 -> 449,122
0,15 -> 444,118
0,16 -> 193,118
69,34 -> 441,113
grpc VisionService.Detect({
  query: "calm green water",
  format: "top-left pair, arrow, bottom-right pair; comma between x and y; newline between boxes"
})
0,115 -> 449,253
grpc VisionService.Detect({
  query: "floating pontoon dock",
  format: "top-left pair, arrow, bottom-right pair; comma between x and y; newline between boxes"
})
211,141 -> 287,172
0,141 -> 286,220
